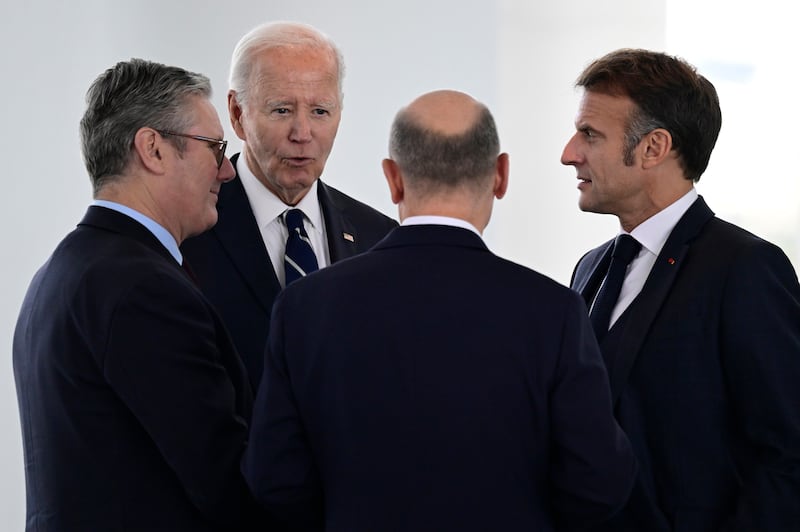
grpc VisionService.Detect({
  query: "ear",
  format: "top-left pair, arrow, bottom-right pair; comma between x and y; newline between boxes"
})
641,128 -> 673,169
228,90 -> 246,141
133,127 -> 167,174
493,152 -> 510,200
382,158 -> 404,205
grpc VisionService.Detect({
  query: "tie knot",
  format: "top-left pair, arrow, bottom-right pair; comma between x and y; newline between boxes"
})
613,234 -> 641,264
285,209 -> 306,232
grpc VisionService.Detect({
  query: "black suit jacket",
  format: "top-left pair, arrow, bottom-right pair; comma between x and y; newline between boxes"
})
181,153 -> 398,390
243,224 -> 637,532
571,196 -> 800,531
13,206 -> 260,531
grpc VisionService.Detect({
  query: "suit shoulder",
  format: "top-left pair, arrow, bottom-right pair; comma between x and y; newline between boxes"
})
701,217 -> 793,264
493,254 -> 582,301
678,217 -> 800,297
320,182 -> 397,228
705,216 -> 771,244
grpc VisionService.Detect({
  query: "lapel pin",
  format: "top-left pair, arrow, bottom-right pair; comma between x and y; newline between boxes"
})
667,258 -> 676,265
343,232 -> 355,242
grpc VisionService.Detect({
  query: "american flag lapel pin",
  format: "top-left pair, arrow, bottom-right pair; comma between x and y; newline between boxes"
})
343,232 -> 355,242
667,258 -> 676,265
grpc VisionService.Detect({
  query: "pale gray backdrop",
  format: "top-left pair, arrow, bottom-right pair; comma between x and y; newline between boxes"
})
3,1 -> 797,528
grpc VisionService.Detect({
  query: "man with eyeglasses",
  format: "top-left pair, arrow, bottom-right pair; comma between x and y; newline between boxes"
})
157,130 -> 229,170
182,21 -> 398,392
13,58 -> 265,531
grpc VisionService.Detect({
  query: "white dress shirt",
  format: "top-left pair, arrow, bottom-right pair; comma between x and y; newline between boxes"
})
237,157 -> 330,288
401,215 -> 483,237
609,188 -> 698,327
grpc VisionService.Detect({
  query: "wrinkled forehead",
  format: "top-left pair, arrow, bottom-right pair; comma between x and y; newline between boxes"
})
576,90 -> 635,127
251,46 -> 339,91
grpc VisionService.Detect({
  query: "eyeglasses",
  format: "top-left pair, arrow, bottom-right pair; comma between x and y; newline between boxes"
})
157,130 -> 228,169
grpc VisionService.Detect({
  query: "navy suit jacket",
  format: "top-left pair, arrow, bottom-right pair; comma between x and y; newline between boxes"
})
181,153 -> 398,390
243,224 -> 637,532
571,196 -> 800,531
13,206 -> 260,531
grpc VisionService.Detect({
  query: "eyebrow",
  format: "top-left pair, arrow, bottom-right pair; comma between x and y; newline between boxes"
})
264,98 -> 339,108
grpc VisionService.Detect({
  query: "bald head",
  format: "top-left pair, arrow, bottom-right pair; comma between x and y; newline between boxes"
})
400,90 -> 485,137
388,90 -> 500,189
383,90 -> 508,230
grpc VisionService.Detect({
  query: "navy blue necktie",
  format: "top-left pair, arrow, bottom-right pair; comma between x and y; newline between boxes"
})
590,234 -> 641,341
284,209 -> 319,286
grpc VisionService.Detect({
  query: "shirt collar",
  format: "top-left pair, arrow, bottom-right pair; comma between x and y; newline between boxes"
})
236,154 -> 323,234
402,215 -> 482,237
627,188 -> 698,256
91,199 -> 182,263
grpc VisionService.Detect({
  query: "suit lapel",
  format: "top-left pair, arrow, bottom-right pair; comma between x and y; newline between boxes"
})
318,181 -> 360,262
573,240 -> 614,307
607,196 -> 715,405
213,154 -> 281,312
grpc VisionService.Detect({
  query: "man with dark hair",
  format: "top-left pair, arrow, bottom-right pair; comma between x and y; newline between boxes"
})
13,59 -> 262,531
181,21 -> 397,391
243,89 -> 637,531
563,48 -> 800,530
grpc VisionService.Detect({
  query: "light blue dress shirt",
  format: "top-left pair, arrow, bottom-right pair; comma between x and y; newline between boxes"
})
92,200 -> 183,264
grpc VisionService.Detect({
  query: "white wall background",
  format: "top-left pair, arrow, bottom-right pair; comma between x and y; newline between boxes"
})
2,1 -> 796,527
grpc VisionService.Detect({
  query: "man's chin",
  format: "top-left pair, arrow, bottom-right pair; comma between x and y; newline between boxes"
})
189,213 -> 218,239
577,198 -> 607,215
577,196 -> 594,213
272,175 -> 321,204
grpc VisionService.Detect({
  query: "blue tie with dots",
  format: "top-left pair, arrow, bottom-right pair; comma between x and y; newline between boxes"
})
590,234 -> 641,341
284,208 -> 319,286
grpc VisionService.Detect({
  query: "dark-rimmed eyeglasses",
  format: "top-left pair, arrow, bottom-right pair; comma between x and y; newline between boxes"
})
157,130 -> 228,169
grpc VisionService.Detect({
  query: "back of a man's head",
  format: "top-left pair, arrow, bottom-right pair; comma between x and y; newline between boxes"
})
388,90 -> 500,196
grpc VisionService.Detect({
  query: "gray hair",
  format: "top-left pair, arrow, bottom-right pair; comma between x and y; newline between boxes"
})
622,109 -> 665,166
229,21 -> 345,108
389,105 -> 500,191
79,58 -> 212,193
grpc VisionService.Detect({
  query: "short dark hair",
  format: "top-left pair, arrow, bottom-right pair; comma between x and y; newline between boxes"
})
79,58 -> 212,193
389,106 -> 499,190
576,48 -> 722,182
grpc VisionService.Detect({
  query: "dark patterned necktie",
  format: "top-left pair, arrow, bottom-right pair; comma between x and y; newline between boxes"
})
590,234 -> 641,341
284,208 -> 319,286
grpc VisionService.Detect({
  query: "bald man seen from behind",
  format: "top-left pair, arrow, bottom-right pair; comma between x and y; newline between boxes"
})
242,90 -> 637,532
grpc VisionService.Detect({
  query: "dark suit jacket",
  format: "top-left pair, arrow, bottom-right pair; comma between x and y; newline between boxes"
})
181,153 -> 398,390
243,224 -> 637,532
571,196 -> 800,531
13,206 -> 260,531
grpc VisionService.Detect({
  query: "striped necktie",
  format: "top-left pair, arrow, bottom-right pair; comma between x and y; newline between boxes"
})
284,208 -> 319,286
